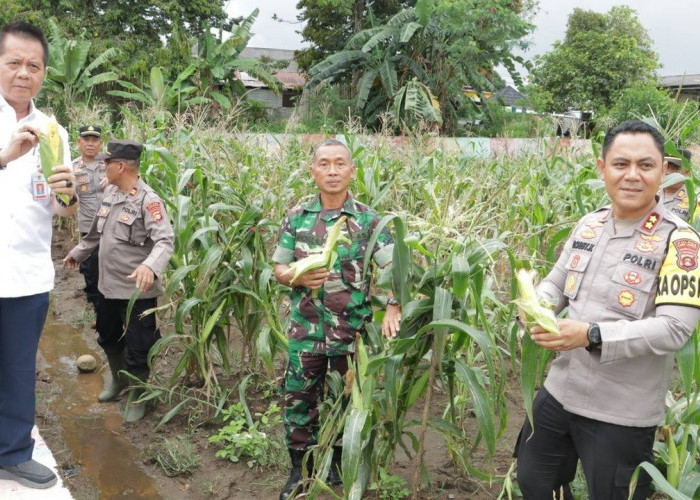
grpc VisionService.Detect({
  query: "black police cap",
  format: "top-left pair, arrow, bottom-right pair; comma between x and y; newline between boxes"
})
79,125 -> 102,137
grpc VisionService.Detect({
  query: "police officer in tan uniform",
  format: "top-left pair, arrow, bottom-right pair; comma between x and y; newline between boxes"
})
73,124 -> 107,315
516,121 -> 700,499
63,140 -> 174,422
660,148 -> 692,221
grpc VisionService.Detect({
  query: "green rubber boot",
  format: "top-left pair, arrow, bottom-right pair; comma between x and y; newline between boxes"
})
98,352 -> 127,402
124,371 -> 150,423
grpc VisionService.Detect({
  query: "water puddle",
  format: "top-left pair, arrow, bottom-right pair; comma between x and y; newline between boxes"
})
38,311 -> 160,498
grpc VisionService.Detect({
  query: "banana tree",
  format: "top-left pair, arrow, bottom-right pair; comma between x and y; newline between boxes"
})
195,11 -> 282,109
43,18 -> 121,118
108,65 -> 209,121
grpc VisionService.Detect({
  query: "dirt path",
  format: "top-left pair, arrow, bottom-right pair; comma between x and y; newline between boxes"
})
38,225 -> 526,499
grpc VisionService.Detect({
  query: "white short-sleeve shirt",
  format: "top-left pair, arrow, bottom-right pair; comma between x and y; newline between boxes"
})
0,96 -> 71,297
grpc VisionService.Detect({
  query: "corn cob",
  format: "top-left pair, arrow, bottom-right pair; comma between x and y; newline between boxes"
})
39,117 -> 70,204
513,269 -> 560,334
283,215 -> 351,285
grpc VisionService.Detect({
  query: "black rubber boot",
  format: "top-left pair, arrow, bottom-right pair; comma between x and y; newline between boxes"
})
280,449 -> 311,500
327,446 -> 342,485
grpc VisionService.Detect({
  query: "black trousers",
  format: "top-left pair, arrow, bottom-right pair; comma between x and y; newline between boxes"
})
96,297 -> 160,374
78,233 -> 104,312
515,387 -> 654,500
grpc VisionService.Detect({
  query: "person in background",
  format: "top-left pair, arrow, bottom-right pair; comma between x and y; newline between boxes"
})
273,139 -> 401,499
660,147 -> 692,221
515,121 -> 700,499
0,20 -> 77,489
63,140 -> 174,423
73,124 -> 107,318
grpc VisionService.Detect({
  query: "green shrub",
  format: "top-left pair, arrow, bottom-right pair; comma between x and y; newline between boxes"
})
208,402 -> 285,469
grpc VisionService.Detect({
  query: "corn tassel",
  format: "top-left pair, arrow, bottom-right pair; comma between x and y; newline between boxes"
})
39,117 -> 70,204
513,269 -> 560,334
283,215 -> 351,285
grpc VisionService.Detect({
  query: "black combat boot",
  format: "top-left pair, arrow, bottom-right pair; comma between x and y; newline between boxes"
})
280,449 -> 312,500
327,446 -> 342,485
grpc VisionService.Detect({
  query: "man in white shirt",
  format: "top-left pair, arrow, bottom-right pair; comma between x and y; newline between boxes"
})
0,21 -> 77,489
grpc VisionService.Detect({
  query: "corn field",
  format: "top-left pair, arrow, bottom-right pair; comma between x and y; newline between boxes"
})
98,111 -> 700,499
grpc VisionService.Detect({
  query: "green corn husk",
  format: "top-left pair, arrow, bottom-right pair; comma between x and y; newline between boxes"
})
284,215 -> 351,285
513,269 -> 560,334
39,117 -> 70,204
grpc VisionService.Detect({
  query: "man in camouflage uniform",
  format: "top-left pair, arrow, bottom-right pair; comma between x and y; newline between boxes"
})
273,139 -> 401,500
73,124 -> 107,316
64,140 -> 174,423
660,148 -> 692,221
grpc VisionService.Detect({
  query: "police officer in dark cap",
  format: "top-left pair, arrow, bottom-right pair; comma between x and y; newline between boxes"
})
661,147 -> 693,221
73,124 -> 107,319
64,139 -> 174,422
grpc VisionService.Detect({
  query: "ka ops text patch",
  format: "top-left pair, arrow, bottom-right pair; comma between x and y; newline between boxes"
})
657,228 -> 700,308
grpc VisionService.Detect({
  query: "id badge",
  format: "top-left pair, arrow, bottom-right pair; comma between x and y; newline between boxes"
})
32,171 -> 49,200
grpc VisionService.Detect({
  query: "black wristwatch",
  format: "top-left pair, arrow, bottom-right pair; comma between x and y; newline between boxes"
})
585,322 -> 602,352
56,194 -> 78,207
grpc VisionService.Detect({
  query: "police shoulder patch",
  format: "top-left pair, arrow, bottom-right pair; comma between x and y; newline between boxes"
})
146,201 -> 163,223
656,228 -> 700,308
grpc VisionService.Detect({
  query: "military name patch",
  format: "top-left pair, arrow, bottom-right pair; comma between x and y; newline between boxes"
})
572,240 -> 595,252
146,202 -> 163,222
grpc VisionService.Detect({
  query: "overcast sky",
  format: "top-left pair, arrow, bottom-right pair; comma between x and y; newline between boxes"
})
226,0 -> 698,80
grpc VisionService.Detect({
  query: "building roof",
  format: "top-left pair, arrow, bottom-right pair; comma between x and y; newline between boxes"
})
493,85 -> 527,106
238,47 -> 305,90
659,74 -> 700,91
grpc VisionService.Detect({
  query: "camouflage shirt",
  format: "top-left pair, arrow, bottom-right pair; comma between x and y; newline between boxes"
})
273,193 -> 393,355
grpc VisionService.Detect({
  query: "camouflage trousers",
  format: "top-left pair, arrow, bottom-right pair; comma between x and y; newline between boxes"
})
284,349 -> 350,450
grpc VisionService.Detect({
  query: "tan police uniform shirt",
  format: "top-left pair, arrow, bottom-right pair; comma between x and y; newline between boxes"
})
73,156 -> 107,233
537,200 -> 700,427
69,178 -> 174,299
660,186 -> 690,222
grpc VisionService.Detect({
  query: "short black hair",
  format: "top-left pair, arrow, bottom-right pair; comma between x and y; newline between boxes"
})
601,120 -> 665,159
0,21 -> 48,67
312,138 -> 351,163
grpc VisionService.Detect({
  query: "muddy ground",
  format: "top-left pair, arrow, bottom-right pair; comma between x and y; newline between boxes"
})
35,225 -> 527,500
